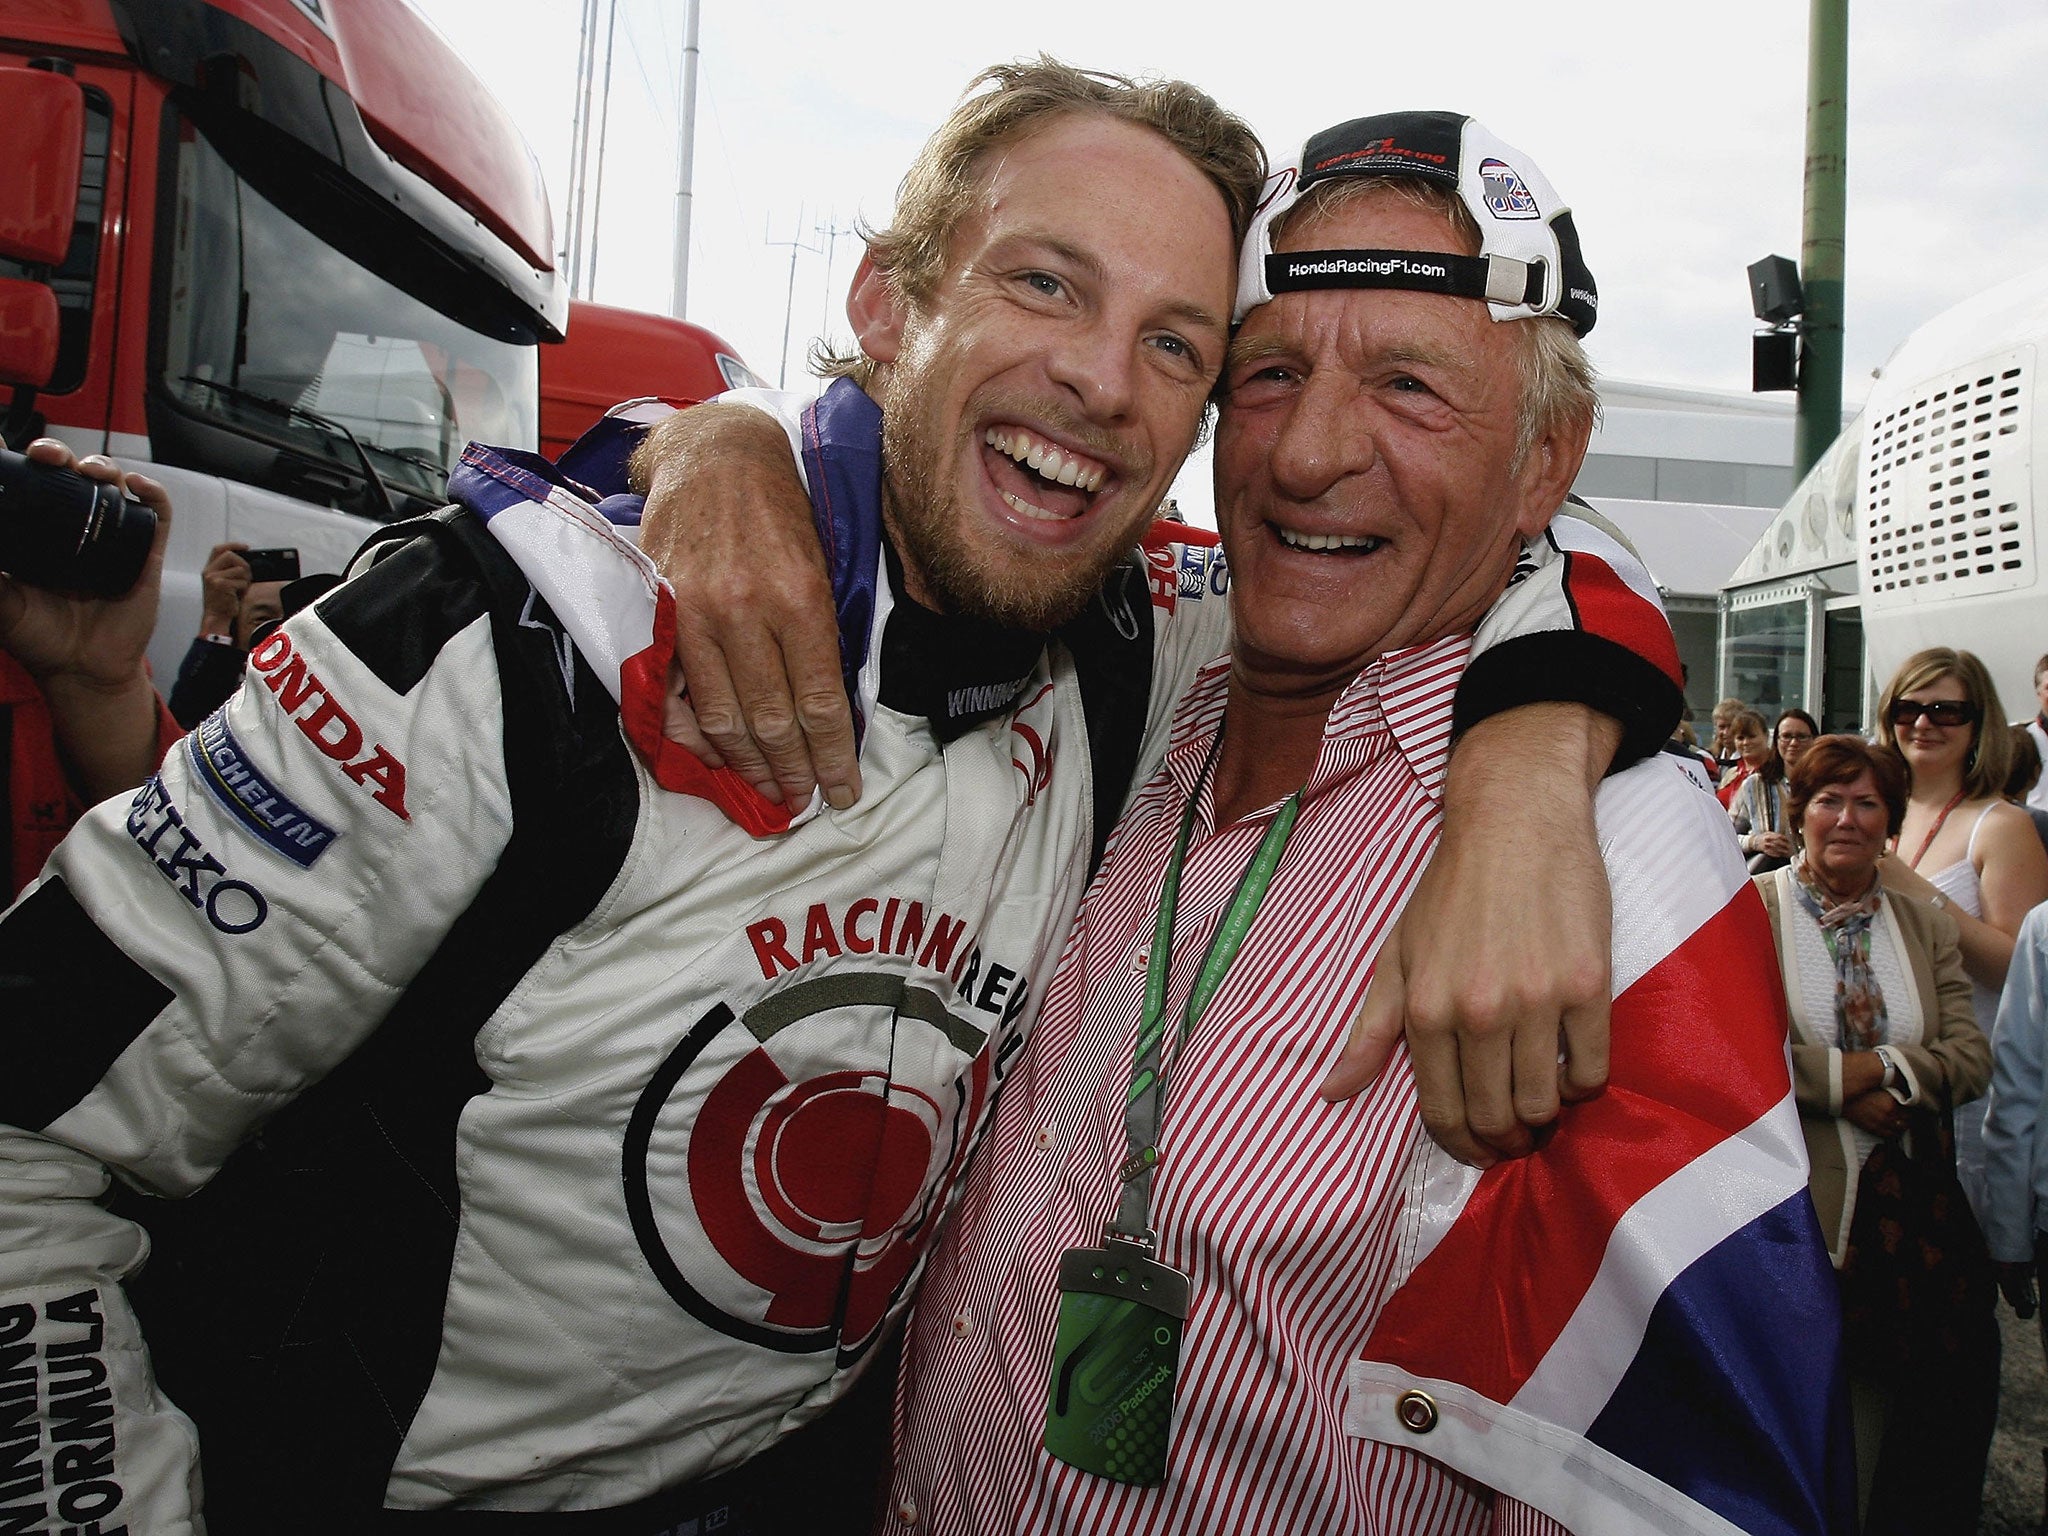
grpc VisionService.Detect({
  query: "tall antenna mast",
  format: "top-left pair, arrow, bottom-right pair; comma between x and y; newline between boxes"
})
562,0 -> 599,280
816,211 -> 856,343
583,0 -> 622,295
670,0 -> 702,318
767,210 -> 822,389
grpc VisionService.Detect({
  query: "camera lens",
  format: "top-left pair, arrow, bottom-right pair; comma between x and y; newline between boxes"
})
0,447 -> 158,597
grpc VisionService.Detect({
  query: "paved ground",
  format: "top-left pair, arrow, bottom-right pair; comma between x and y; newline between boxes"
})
1984,1302 -> 2047,1533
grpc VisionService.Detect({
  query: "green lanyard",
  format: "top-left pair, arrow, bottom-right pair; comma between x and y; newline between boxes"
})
1109,732 -> 1301,1246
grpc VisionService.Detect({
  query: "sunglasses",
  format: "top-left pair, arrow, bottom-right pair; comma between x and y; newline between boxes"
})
1887,698 -> 1979,729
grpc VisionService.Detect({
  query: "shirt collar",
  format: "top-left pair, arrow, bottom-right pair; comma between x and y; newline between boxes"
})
1161,630 -> 1475,811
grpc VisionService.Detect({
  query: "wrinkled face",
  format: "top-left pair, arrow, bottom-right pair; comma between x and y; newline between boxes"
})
1800,768 -> 1890,888
1775,716 -> 1815,765
1212,191 -> 1577,693
1891,672 -> 1977,780
863,112 -> 1236,631
1734,720 -> 1770,768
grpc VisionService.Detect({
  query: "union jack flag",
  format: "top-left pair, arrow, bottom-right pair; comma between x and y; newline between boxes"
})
1348,764 -> 1856,1535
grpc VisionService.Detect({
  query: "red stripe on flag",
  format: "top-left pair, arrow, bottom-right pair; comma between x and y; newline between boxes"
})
619,587 -> 797,838
1361,885 -> 1789,1403
1565,552 -> 1683,689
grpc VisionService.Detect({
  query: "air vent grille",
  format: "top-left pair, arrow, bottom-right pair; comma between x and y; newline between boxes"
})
1863,346 -> 2034,599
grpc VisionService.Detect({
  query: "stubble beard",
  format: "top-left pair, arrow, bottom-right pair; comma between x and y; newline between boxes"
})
874,361 -> 1144,635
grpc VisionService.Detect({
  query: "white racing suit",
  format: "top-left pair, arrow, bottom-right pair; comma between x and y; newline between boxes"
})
0,382 -> 1682,1531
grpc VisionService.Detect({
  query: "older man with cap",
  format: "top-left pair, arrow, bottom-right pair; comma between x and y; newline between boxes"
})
861,112 -> 1847,1536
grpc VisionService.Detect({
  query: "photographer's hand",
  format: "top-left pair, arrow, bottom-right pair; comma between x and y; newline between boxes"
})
0,440 -> 174,802
198,542 -> 253,638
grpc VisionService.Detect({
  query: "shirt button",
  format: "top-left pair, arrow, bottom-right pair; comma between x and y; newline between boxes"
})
1134,946 -> 1150,970
952,1309 -> 973,1338
896,1497 -> 919,1524
1036,1126 -> 1054,1151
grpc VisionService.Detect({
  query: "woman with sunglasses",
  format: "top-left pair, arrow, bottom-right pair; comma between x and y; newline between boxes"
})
1876,649 -> 2048,1217
1731,708 -> 1820,873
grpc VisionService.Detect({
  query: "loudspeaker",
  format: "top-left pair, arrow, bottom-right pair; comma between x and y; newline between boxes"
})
1748,255 -> 1804,324
1753,329 -> 1798,393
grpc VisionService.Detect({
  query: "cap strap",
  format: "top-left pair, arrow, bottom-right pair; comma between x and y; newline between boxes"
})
1484,253 -> 1543,306
1265,249 -> 1544,309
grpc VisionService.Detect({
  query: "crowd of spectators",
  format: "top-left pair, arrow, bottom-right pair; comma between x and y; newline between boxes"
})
1711,647 -> 2048,1532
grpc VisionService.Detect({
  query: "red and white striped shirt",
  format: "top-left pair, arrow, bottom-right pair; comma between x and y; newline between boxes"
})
885,633 -> 1566,1535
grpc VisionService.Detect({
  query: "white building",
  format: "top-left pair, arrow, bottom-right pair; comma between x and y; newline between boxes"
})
1717,263 -> 2048,739
1570,381 -> 1799,732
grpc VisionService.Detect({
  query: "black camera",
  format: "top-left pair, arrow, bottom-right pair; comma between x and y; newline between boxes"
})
0,446 -> 158,596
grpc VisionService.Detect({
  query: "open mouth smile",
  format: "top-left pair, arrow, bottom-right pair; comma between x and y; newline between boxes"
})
1273,525 -> 1384,555
984,426 -> 1110,522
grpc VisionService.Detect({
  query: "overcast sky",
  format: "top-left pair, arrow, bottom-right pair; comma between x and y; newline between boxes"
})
413,0 -> 2048,516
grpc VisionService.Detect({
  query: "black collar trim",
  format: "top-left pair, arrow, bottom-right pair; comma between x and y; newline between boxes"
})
876,539 -> 1045,743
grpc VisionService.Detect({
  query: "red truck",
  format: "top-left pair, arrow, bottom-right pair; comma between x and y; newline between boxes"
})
0,0 -> 757,679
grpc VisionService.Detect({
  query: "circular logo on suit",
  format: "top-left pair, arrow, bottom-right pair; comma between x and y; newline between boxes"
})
623,971 -> 991,1358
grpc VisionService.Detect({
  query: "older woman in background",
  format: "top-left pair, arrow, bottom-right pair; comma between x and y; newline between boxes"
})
1873,648 -> 2048,1217
1756,733 -> 1989,1534
1731,707 -> 1819,872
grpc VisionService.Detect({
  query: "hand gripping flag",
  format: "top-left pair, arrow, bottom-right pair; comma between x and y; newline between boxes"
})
1347,760 -> 1856,1536
446,379 -> 888,837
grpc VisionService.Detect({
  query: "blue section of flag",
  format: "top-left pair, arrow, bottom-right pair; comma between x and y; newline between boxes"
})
452,427 -> 651,528
555,411 -> 649,504
450,443 -> 569,521
1588,1192 -> 1855,1536
800,378 -> 886,745
186,714 -> 339,869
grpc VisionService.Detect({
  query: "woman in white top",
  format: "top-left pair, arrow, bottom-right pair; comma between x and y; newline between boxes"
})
1875,648 -> 2048,1214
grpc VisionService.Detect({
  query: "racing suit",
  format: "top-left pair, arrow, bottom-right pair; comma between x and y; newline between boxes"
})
0,380 -> 1682,1531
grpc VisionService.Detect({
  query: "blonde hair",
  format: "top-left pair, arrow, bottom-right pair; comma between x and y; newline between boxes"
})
1875,646 -> 2014,799
815,58 -> 1266,386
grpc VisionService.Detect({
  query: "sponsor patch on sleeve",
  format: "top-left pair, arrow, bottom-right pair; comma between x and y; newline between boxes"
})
245,628 -> 411,820
186,714 -> 340,869
124,776 -> 270,934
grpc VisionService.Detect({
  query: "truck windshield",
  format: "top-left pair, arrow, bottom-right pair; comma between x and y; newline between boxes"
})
160,117 -> 539,518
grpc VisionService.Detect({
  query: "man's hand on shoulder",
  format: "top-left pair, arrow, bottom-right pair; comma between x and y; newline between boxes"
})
1322,703 -> 1617,1167
634,401 -> 858,811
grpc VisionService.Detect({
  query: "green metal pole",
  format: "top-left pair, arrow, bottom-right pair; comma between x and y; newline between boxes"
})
1797,0 -> 1849,477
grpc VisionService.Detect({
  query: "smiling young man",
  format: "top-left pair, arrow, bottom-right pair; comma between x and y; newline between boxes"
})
846,109 -> 1236,632
0,61 -> 1268,1536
